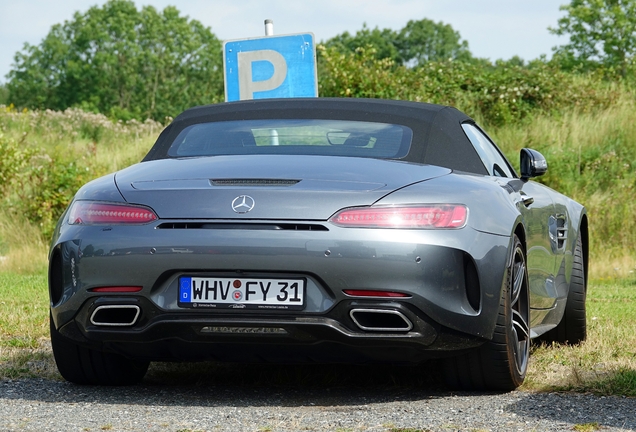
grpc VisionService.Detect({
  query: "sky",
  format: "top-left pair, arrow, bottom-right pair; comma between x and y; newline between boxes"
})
0,0 -> 569,83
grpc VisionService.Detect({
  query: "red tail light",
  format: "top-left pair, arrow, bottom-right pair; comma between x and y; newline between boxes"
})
68,201 -> 158,225
89,286 -> 143,293
329,205 -> 467,229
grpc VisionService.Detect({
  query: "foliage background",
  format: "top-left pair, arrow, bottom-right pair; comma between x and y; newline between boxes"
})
5,0 -> 223,121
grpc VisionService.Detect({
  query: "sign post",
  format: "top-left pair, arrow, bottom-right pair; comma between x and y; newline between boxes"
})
223,30 -> 317,102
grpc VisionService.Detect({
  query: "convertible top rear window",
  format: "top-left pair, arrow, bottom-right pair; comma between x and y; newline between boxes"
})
167,119 -> 412,159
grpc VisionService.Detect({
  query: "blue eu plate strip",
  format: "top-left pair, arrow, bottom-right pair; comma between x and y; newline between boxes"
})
180,277 -> 192,303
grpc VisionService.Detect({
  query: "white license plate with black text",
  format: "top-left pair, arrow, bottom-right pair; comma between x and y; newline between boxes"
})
178,276 -> 305,310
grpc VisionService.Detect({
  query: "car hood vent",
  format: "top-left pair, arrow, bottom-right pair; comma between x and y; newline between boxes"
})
211,179 -> 300,187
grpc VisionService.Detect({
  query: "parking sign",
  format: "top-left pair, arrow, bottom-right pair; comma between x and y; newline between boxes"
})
223,33 -> 317,101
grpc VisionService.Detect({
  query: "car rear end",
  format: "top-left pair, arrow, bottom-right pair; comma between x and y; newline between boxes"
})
50,165 -> 510,365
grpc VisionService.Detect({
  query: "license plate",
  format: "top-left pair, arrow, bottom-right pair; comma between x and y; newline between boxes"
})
178,276 -> 305,310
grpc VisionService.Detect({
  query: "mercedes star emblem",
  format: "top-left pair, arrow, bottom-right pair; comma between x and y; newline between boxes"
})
231,195 -> 255,214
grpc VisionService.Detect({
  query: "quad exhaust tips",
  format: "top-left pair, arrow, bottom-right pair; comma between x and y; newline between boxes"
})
349,309 -> 413,332
90,305 -> 140,327
89,305 -> 412,331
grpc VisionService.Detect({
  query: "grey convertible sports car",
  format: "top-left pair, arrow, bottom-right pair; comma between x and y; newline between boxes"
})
48,98 -> 588,390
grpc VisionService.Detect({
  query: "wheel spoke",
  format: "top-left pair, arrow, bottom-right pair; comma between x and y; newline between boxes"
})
510,244 -> 530,374
511,307 -> 530,371
511,259 -> 525,306
512,309 -> 529,341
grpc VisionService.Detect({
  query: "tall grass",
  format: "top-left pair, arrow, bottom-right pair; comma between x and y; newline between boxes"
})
0,210 -> 48,274
0,106 -> 161,173
490,93 -> 636,278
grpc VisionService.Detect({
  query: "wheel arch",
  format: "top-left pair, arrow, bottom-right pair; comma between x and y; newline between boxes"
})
513,223 -> 527,254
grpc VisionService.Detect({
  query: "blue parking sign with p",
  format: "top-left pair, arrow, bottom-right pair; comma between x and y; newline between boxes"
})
224,33 -> 317,101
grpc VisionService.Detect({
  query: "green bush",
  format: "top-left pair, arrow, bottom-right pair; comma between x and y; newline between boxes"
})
0,134 -> 36,190
0,85 -> 8,106
0,133 -> 84,240
317,45 -> 619,126
13,155 -> 90,240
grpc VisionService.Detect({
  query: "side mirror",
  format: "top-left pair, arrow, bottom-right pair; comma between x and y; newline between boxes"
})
520,148 -> 548,180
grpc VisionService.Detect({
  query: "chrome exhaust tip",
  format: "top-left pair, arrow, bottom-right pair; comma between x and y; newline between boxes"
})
349,309 -> 413,332
90,305 -> 140,327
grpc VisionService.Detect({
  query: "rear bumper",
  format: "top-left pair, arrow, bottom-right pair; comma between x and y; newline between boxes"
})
50,219 -> 511,362
57,296 -> 486,363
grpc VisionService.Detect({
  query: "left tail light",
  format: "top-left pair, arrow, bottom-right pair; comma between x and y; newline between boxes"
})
68,201 -> 158,225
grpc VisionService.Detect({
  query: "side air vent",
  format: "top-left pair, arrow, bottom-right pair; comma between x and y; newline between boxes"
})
500,183 -> 515,194
49,250 -> 64,306
157,223 -> 328,231
210,179 -> 300,187
464,254 -> 481,312
549,214 -> 568,252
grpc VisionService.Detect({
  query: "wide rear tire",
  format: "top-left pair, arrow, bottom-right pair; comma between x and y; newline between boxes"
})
538,235 -> 587,345
443,234 -> 530,391
50,314 -> 149,385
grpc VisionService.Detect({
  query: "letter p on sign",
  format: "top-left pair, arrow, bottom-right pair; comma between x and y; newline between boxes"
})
224,33 -> 317,102
237,50 -> 287,100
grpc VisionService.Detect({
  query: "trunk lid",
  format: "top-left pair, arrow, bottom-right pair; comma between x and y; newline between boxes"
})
115,155 -> 451,220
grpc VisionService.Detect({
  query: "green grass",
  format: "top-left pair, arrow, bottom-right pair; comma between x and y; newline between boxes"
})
0,272 -> 58,380
573,423 -> 602,432
0,272 -> 48,345
522,277 -> 636,395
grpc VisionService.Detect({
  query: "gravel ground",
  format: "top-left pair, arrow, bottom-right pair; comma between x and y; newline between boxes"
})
1,362 -> 635,432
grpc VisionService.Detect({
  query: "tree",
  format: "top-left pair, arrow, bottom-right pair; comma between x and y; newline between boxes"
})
6,0 -> 224,120
323,24 -> 402,63
323,19 -> 472,67
0,84 -> 7,106
550,0 -> 636,76
396,19 -> 472,65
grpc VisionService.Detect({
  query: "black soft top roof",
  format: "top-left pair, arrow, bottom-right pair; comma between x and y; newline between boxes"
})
143,98 -> 488,175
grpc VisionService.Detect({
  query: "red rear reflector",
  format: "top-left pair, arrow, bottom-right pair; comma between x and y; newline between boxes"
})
330,205 -> 467,229
89,286 -> 143,293
68,201 -> 158,225
343,290 -> 410,298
